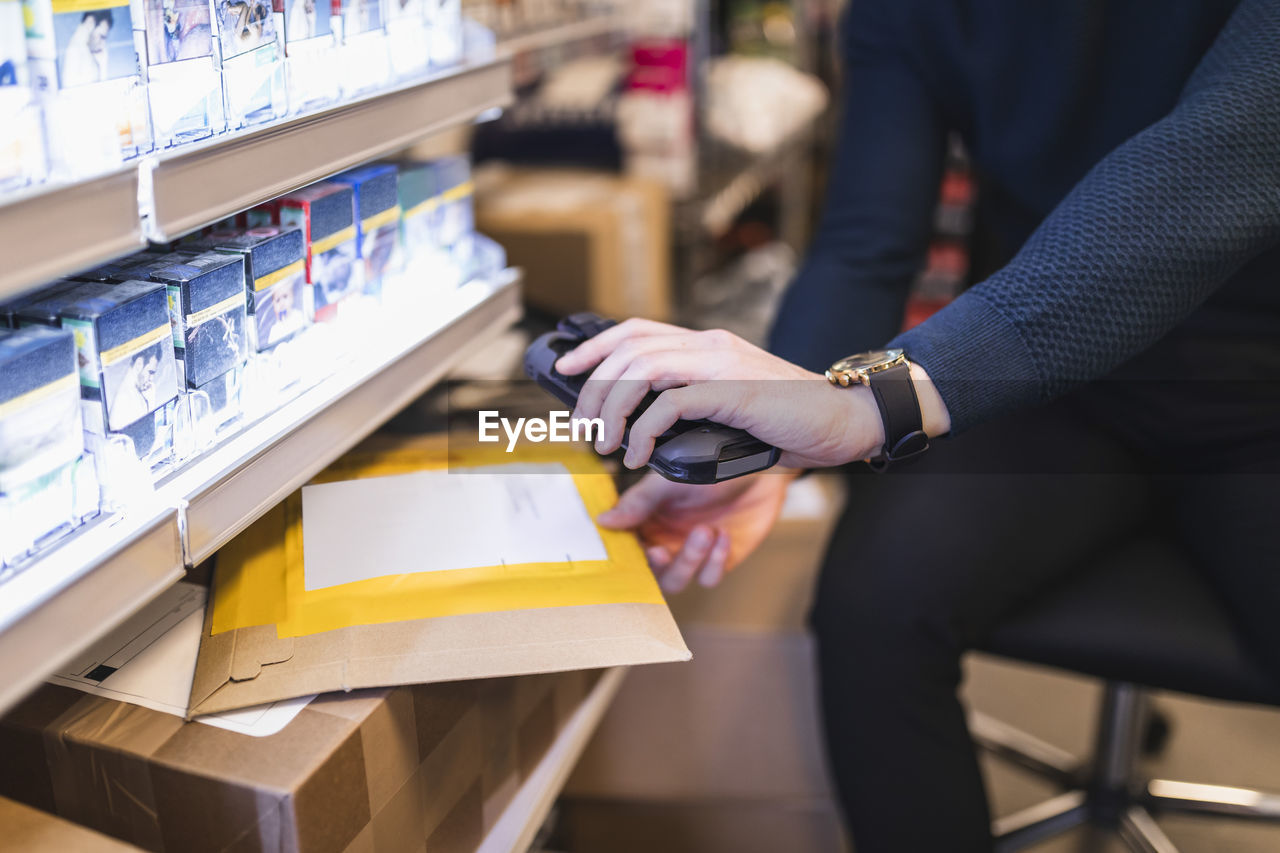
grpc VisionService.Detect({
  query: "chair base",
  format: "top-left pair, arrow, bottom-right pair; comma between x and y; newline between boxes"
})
972,683 -> 1280,853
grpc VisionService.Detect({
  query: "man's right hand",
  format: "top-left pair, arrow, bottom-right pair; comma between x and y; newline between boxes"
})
597,469 -> 798,593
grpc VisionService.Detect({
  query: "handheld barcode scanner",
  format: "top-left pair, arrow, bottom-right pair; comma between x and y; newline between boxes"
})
523,313 -> 782,484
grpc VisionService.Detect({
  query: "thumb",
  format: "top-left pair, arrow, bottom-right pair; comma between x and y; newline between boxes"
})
598,475 -> 667,529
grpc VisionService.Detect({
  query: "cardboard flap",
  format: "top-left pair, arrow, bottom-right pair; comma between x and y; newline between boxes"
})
188,610 -> 296,716
229,627 -> 295,682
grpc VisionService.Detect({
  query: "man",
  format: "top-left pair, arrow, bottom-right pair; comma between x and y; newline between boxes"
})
62,10 -> 113,87
554,1 -> 1280,849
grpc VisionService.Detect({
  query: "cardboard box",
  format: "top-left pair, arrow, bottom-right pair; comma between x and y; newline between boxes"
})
0,670 -> 589,853
474,167 -> 672,321
0,796 -> 141,852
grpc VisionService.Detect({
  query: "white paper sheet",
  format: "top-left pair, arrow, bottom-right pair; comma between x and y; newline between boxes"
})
49,582 -> 313,737
300,462 -> 608,591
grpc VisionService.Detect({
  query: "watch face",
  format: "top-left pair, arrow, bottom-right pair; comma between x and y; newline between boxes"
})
831,349 -> 903,373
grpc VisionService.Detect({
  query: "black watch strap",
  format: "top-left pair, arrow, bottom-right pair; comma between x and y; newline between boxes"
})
865,361 -> 929,472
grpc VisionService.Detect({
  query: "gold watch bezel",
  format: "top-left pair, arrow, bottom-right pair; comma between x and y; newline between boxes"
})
825,348 -> 907,387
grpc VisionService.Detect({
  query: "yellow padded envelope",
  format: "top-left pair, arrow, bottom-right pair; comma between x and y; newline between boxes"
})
191,437 -> 689,716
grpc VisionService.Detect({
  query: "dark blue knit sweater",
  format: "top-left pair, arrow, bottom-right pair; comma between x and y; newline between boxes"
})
768,0 -> 1280,433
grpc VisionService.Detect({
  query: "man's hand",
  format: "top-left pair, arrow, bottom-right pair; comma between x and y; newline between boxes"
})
555,319 -> 889,470
557,318 -> 951,470
600,470 -> 797,592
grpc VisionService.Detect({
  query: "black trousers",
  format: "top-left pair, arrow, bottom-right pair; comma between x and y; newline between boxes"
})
810,362 -> 1280,853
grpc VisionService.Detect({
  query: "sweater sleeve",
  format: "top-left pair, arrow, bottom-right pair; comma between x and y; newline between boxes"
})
890,0 -> 1280,433
767,2 -> 946,373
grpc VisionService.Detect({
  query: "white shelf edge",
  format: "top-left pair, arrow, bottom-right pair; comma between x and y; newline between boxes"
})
478,667 -> 628,853
0,505 -> 184,715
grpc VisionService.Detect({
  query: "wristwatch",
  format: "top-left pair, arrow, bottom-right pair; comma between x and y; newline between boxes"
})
825,349 -> 929,471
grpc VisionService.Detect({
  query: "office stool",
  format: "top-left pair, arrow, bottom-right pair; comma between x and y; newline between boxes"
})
974,537 -> 1280,852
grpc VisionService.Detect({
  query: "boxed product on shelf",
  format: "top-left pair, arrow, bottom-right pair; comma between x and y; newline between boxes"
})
53,280 -> 181,469
0,0 -> 49,192
196,225 -> 310,352
22,0 -> 153,177
0,326 -> 84,495
272,0 -> 339,110
0,457 -> 97,567
384,0 -> 429,79
331,162 -> 399,295
332,0 -> 390,96
0,326 -> 97,567
2,280 -> 80,327
132,0 -> 227,147
433,154 -> 476,280
145,251 -> 249,430
426,0 -> 461,69
278,181 -> 358,323
396,158 -> 435,260
214,0 -> 287,128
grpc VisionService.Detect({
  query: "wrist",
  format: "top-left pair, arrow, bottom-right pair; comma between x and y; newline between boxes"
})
907,360 -> 951,438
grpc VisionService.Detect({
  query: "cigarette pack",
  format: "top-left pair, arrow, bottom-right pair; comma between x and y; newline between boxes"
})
395,159 -> 438,259
146,251 -> 249,393
132,0 -> 226,146
196,225 -> 310,351
426,0 -> 460,70
55,280 -> 181,468
0,326 -> 84,494
331,0 -> 388,96
272,0 -> 339,109
214,0 -> 286,128
22,0 -> 152,176
278,182 -> 357,323
331,163 -> 399,294
395,159 -> 436,262
4,280 -> 81,327
432,154 -> 475,280
384,0 -> 427,79
0,0 -> 48,191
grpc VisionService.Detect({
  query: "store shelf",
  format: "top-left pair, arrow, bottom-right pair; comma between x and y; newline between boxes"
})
478,667 -> 627,853
0,58 -> 513,302
0,505 -> 184,715
148,58 -> 513,241
0,166 -> 145,302
169,269 -> 523,566
0,270 -> 521,715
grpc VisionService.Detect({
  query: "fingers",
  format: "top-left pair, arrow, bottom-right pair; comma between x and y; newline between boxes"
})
596,473 -> 669,528
657,525 -> 716,593
572,334 -> 688,427
554,317 -> 685,376
697,530 -> 732,588
623,384 -> 735,469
